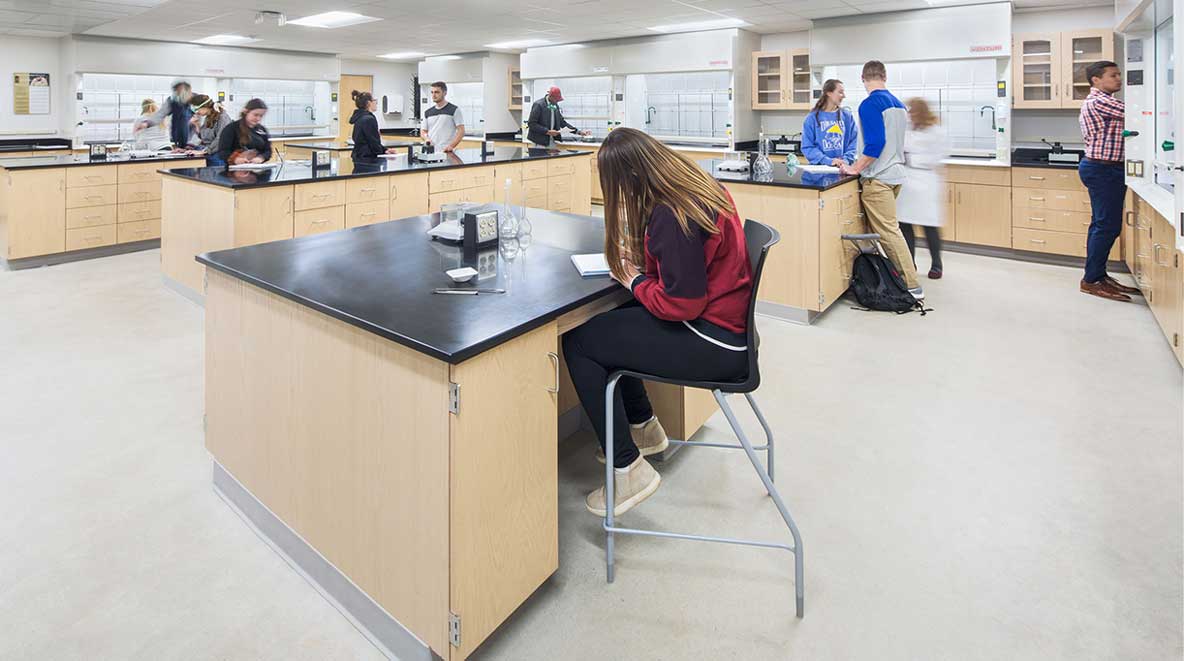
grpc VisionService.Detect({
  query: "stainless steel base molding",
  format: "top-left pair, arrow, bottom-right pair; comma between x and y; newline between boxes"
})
756,300 -> 816,325
1,239 -> 159,271
211,461 -> 442,661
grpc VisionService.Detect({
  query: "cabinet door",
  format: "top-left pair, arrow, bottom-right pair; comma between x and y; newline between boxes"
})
818,188 -> 865,309
954,183 -> 1011,247
752,51 -> 787,110
1133,205 -> 1154,291
1013,32 -> 1062,109
546,174 -> 573,211
6,168 -> 66,259
788,49 -> 812,109
942,182 -> 957,241
493,163 -> 523,207
389,172 -> 430,220
1150,212 -> 1178,339
1061,30 -> 1113,108
1122,192 -> 1136,271
234,186 -> 293,247
449,322 -> 558,659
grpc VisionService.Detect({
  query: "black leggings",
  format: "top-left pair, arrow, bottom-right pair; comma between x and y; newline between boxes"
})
899,222 -> 943,271
561,302 -> 748,468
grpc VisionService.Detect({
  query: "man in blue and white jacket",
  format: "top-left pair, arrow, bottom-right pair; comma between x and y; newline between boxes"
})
840,60 -> 923,300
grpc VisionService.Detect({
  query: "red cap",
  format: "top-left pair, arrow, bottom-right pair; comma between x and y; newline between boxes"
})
548,86 -> 563,102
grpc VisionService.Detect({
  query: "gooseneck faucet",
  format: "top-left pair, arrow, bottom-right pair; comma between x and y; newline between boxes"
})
979,105 -> 997,132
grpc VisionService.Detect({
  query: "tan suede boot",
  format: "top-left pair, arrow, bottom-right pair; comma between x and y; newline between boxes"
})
585,456 -> 661,517
596,417 -> 668,464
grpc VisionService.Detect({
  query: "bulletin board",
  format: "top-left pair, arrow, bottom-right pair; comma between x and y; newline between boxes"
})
13,73 -> 51,115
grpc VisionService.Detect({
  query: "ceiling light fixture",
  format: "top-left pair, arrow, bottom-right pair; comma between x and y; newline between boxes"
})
646,17 -> 747,33
254,11 -> 285,26
286,11 -> 381,29
193,34 -> 261,46
483,38 -> 553,49
379,51 -> 426,59
425,55 -> 463,61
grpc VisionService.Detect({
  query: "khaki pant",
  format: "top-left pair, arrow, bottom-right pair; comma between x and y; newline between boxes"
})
860,178 -> 919,289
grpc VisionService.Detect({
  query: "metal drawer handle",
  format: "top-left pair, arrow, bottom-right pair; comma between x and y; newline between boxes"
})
84,214 -> 102,220
1028,176 -> 1045,180
1029,217 -> 1045,222
312,219 -> 330,224
547,352 -> 560,394
85,236 -> 102,243
360,187 -> 376,193
312,193 -> 332,199
360,212 -> 376,217
1030,239 -> 1046,244
1029,197 -> 1045,201
85,195 -> 103,200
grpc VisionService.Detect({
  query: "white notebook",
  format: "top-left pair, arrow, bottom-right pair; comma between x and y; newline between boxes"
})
797,164 -> 841,173
571,253 -> 610,277
227,163 -> 280,171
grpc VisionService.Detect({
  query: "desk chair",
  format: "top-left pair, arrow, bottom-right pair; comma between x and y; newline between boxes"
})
602,219 -> 805,618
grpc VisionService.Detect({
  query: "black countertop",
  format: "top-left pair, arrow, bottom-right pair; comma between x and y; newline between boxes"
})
701,159 -> 859,191
0,152 -> 206,170
285,140 -> 407,151
0,138 -> 71,152
1011,147 -> 1085,170
161,147 -> 589,190
198,210 -> 617,364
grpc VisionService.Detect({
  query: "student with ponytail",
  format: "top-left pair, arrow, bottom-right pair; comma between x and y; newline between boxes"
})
216,98 -> 272,166
349,90 -> 398,160
801,79 -> 858,166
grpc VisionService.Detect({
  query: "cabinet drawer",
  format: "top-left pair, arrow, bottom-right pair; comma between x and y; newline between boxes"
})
65,224 -> 116,251
428,170 -> 469,193
66,204 -> 117,229
1012,207 -> 1092,234
294,205 -> 345,237
294,180 -> 346,210
1014,187 -> 1090,212
66,165 -> 118,188
117,180 -> 162,204
346,199 -> 391,229
346,176 -> 389,205
118,200 -> 162,223
1012,227 -> 1086,257
66,184 -> 118,208
945,165 -> 1010,186
117,218 -> 162,243
524,178 -> 548,208
468,166 -> 496,190
460,185 -> 495,205
547,159 -> 576,176
118,162 -> 164,184
523,161 -> 548,180
547,176 -> 573,211
1012,167 -> 1084,192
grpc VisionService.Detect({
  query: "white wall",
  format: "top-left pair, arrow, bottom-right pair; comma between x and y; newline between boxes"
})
0,36 -> 65,137
419,55 -> 484,84
340,59 -> 418,128
522,30 -> 736,79
481,52 -> 519,134
759,31 -> 810,51
64,36 -> 339,80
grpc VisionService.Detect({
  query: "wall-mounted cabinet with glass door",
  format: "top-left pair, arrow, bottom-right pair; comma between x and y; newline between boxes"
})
1012,30 -> 1114,109
751,49 -> 812,110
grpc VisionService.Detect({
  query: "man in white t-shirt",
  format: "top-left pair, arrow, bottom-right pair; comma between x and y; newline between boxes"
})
420,81 -> 465,153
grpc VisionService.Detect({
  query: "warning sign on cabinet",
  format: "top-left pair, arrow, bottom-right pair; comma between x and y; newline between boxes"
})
13,73 -> 51,115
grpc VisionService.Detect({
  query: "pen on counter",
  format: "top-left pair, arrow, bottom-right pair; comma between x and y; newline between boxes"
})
433,288 -> 506,295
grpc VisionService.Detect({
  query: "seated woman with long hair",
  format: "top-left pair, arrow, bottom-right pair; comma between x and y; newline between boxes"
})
563,128 -> 753,517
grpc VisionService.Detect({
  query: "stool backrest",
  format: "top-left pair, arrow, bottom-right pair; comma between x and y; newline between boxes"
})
738,219 -> 780,392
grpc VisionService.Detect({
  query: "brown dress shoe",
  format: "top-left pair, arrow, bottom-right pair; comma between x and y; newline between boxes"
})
1080,279 -> 1131,302
1103,275 -> 1141,295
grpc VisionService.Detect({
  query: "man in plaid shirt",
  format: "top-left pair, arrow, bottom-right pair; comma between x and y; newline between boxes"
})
1078,60 -> 1139,302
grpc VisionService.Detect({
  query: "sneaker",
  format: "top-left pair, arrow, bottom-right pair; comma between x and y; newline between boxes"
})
595,417 -> 669,464
908,286 -> 925,301
585,456 -> 661,517
928,268 -> 943,280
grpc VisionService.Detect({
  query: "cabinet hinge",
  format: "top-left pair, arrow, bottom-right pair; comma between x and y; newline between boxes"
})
448,382 -> 460,415
202,414 -> 207,433
203,271 -> 208,294
1174,333 -> 1179,348
818,199 -> 825,210
818,291 -> 825,307
1175,253 -> 1180,269
449,612 -> 461,647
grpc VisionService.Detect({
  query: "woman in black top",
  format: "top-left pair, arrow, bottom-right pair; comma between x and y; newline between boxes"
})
349,91 -> 398,160
216,98 -> 273,165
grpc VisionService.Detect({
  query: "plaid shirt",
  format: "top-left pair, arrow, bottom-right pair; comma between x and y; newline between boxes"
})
1079,88 -> 1125,162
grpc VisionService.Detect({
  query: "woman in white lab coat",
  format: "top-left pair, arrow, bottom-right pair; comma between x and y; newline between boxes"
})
896,98 -> 948,279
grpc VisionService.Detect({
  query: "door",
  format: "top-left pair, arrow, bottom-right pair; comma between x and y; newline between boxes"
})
789,49 -> 812,109
1013,32 -> 1062,109
954,183 -> 1011,247
7,168 -> 66,259
752,51 -> 787,110
449,322 -> 558,659
338,74 -> 374,143
1061,30 -> 1113,108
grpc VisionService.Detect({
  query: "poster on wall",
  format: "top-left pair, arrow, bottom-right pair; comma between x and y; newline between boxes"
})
13,73 -> 51,115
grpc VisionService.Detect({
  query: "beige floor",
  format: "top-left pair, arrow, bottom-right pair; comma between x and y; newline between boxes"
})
0,247 -> 1180,661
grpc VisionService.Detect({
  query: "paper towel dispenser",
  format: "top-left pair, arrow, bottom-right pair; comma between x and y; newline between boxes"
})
382,94 -> 404,115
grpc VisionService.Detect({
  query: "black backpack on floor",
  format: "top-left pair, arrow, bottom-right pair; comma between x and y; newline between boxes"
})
849,251 -> 926,314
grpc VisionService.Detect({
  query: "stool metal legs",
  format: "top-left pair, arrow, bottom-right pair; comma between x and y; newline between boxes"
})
600,376 -> 804,618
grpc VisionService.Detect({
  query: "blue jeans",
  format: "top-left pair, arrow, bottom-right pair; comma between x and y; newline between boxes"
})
206,156 -> 226,167
1078,159 -> 1126,283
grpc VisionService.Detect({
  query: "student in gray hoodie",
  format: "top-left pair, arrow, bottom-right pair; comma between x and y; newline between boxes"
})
187,94 -> 233,166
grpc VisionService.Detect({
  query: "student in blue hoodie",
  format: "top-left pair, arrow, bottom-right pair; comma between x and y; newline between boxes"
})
801,79 -> 857,166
